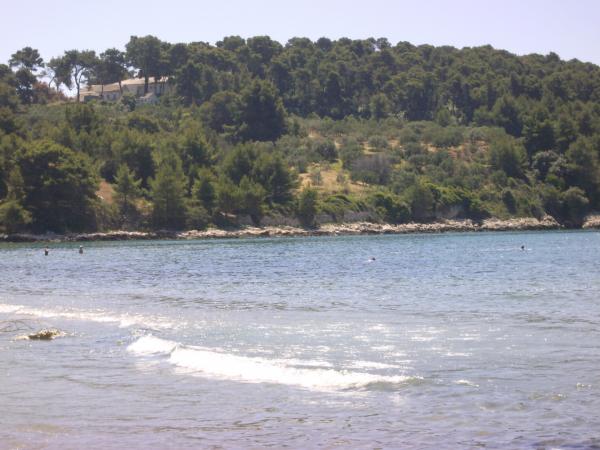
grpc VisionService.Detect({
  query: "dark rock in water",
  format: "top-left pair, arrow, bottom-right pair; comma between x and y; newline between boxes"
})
27,328 -> 64,340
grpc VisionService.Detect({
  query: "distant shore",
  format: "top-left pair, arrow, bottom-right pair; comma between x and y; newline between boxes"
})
4,215 -> 598,243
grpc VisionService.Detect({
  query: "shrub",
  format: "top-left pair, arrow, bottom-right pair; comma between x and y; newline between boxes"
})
350,154 -> 391,185
309,167 -> 322,185
296,187 -> 318,227
502,189 -> 517,213
427,126 -> 465,148
185,202 -> 210,230
368,135 -> 389,150
404,181 -> 435,222
562,187 -> 589,226
313,139 -> 338,162
489,138 -> 527,178
320,194 -> 364,221
0,199 -> 31,233
371,191 -> 410,223
338,139 -> 363,169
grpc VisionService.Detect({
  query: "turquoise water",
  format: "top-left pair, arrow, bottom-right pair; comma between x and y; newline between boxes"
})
1,231 -> 600,449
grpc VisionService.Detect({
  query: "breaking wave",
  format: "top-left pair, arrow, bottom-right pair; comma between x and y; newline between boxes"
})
128,335 -> 419,391
0,302 -> 175,330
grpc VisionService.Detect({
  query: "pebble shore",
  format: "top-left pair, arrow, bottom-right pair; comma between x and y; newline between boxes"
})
1,215 -> 577,243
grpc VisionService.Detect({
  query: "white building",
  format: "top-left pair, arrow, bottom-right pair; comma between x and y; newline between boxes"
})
82,77 -> 172,102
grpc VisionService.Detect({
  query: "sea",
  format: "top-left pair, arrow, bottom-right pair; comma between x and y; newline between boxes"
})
1,231 -> 599,449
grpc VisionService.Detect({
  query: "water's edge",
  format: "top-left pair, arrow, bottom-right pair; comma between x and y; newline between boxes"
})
0,216 -> 573,242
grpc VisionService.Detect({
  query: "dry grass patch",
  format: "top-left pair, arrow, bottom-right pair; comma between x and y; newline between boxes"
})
96,181 -> 115,204
298,163 -> 369,195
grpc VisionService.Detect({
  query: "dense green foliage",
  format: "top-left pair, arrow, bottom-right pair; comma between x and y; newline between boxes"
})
2,36 -> 600,232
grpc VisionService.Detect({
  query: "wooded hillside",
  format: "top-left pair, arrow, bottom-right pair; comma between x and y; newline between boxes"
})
1,36 -> 599,232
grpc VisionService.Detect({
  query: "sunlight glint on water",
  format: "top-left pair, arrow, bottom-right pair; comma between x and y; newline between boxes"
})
1,231 -> 600,448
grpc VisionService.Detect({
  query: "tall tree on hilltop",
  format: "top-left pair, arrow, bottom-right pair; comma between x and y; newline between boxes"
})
58,50 -> 98,102
245,36 -> 282,77
175,61 -> 202,105
175,62 -> 219,106
0,65 -> 20,134
169,43 -> 189,72
9,47 -> 45,105
126,35 -> 163,94
157,41 -> 173,85
46,56 -> 72,93
12,68 -> 37,105
9,47 -> 44,72
94,49 -> 128,95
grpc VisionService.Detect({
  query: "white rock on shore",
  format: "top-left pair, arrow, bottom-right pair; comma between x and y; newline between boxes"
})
0,216 -> 571,243
583,215 -> 600,229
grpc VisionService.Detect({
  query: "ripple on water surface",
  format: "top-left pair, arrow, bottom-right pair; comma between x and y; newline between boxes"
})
1,231 -> 600,448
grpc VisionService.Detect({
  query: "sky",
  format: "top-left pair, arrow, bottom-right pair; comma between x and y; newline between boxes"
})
2,0 -> 600,65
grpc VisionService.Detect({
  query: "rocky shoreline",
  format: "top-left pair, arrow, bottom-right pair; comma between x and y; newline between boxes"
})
582,214 -> 600,229
2,215 -> 591,243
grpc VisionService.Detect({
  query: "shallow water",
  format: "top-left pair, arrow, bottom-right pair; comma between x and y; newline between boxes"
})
1,231 -> 600,449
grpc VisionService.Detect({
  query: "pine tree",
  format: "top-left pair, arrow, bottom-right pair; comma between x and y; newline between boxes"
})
149,150 -> 187,229
113,164 -> 142,227
191,168 -> 216,212
0,168 -> 32,233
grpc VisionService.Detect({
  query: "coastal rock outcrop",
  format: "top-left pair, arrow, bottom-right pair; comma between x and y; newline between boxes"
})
480,216 -> 560,231
0,216 -> 571,243
583,215 -> 600,229
26,328 -> 66,340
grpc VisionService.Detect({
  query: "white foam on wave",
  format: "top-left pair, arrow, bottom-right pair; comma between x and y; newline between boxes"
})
0,302 -> 175,329
128,336 -> 417,391
0,304 -> 22,314
275,358 -> 334,368
348,360 -> 399,370
127,335 -> 178,355
455,379 -> 479,388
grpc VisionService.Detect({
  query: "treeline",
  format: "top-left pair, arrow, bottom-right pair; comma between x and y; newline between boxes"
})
1,36 -> 600,233
0,103 -> 297,232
